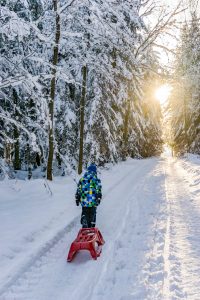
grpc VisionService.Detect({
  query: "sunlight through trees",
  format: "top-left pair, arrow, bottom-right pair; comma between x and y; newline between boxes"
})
0,0 -> 199,179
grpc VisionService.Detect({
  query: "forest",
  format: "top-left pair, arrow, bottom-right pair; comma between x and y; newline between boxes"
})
0,0 -> 199,180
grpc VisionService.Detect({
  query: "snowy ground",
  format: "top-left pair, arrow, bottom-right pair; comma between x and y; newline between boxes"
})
1,154 -> 200,300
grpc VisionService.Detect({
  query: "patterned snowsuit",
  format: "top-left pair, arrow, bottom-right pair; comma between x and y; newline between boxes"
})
76,170 -> 102,228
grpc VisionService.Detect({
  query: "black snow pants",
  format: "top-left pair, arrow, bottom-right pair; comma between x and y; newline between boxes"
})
81,207 -> 97,228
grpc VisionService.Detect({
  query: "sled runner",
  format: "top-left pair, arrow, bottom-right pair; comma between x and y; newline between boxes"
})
67,228 -> 105,262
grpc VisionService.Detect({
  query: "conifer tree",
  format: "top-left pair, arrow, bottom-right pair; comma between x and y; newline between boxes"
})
167,12 -> 200,155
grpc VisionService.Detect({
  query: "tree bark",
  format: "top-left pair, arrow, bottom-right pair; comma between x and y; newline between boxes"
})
13,89 -> 21,170
5,142 -> 11,164
13,126 -> 21,170
78,65 -> 87,174
122,99 -> 131,159
183,91 -> 189,152
47,0 -> 60,180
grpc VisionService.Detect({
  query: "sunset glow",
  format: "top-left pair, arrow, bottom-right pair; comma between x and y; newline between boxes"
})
155,84 -> 171,105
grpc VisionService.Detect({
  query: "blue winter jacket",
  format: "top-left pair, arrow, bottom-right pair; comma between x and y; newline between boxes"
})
76,171 -> 102,207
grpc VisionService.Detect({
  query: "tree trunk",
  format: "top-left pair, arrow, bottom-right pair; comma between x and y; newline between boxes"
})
47,0 -> 60,181
78,65 -> 87,174
13,89 -> 21,170
122,99 -> 131,159
13,126 -> 21,170
5,142 -> 12,164
183,93 -> 189,152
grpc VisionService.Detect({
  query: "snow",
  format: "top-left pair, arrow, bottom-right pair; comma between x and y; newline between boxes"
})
1,155 -> 200,299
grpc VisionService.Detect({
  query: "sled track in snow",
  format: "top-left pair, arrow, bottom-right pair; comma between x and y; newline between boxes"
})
161,159 -> 200,299
81,195 -> 133,300
0,217 -> 79,297
0,161 -> 148,298
69,159 -> 159,300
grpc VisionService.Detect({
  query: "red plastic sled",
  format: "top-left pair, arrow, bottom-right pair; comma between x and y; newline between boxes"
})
67,228 -> 105,262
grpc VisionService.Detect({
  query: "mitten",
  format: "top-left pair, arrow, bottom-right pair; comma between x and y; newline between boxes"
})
97,193 -> 102,200
96,193 -> 102,205
75,193 -> 80,206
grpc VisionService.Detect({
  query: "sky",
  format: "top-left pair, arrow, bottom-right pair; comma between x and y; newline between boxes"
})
148,0 -> 200,66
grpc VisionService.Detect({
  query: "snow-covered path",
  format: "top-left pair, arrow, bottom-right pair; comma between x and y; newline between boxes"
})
163,158 -> 200,299
1,156 -> 200,300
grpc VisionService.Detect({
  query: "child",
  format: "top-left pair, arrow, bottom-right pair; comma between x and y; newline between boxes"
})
75,164 -> 102,228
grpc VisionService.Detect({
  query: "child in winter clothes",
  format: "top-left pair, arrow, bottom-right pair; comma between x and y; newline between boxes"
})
75,164 -> 102,228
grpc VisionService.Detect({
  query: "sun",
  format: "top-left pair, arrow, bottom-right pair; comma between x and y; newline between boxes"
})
155,84 -> 171,105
